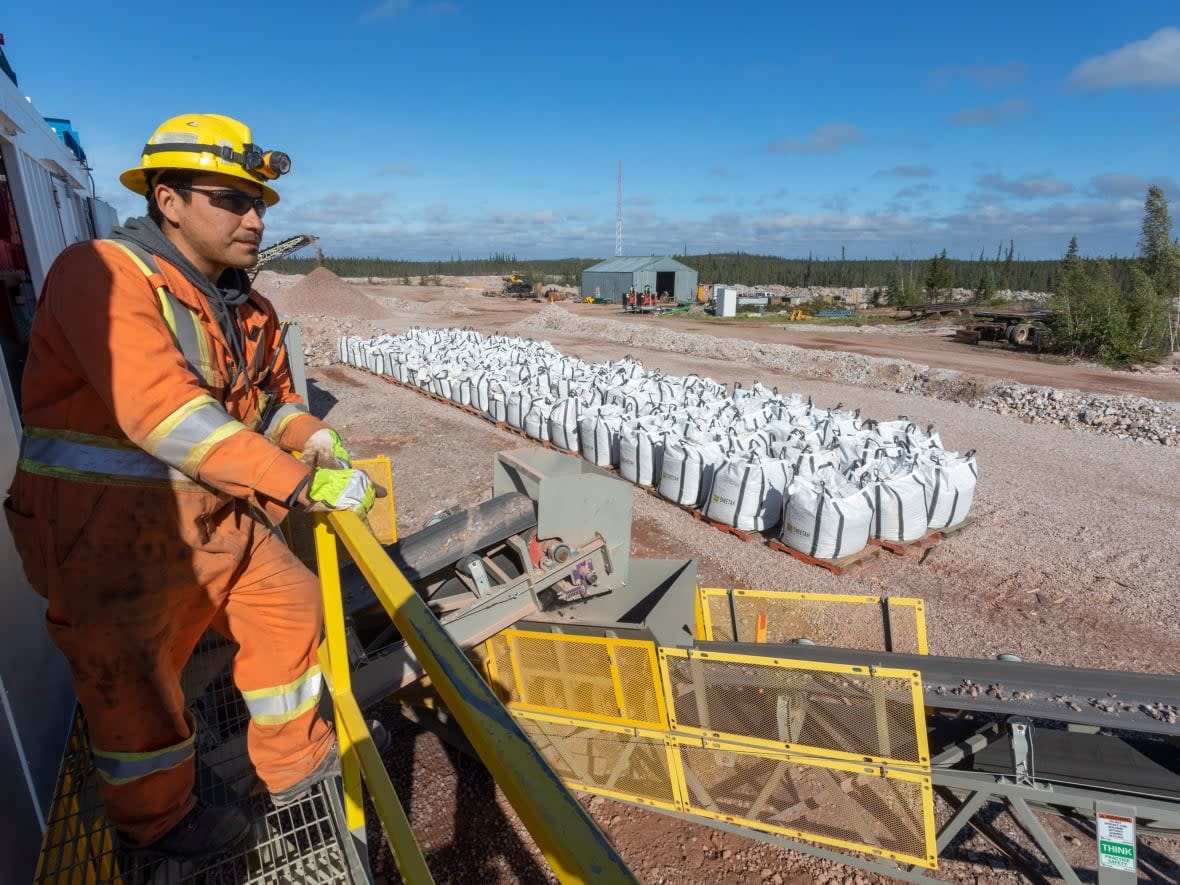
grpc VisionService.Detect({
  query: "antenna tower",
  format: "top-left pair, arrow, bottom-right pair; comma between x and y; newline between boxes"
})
615,160 -> 623,257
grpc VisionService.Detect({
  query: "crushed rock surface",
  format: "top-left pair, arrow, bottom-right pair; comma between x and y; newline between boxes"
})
259,269 -> 1180,884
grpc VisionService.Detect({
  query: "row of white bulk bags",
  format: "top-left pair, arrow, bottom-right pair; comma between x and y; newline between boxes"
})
335,331 -> 978,537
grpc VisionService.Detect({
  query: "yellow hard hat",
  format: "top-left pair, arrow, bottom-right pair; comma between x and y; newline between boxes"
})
120,113 -> 290,206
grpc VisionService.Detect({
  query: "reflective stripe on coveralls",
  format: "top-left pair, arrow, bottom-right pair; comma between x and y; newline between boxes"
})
105,240 -> 218,388
92,710 -> 197,786
261,402 -> 310,442
240,664 -> 324,725
141,394 -> 246,476
19,427 -> 202,489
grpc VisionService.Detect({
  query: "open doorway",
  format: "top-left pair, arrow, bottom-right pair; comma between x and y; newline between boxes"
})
656,271 -> 675,301
0,148 -> 33,407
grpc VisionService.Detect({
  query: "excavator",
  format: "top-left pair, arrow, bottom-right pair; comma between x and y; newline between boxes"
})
502,271 -> 534,296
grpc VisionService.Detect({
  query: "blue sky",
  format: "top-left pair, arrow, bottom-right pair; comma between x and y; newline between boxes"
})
4,3 -> 1179,261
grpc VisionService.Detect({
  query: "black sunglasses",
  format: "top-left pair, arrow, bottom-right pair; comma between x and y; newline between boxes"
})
170,184 -> 267,218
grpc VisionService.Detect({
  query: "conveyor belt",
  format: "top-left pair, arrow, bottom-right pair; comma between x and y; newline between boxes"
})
970,728 -> 1180,803
340,491 -> 536,616
698,641 -> 1180,737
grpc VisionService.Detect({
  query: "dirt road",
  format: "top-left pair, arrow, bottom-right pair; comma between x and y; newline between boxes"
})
560,305 -> 1180,402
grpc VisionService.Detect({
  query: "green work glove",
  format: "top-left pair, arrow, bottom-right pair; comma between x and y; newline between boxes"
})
301,428 -> 353,469
306,467 -> 376,519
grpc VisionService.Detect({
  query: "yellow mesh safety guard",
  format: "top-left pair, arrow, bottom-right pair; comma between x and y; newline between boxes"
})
482,627 -> 937,870
696,587 -> 928,655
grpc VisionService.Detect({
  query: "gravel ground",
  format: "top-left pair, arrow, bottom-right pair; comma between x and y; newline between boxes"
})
258,271 -> 1180,883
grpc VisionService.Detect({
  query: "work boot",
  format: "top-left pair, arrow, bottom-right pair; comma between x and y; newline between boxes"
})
269,743 -> 341,808
121,798 -> 250,860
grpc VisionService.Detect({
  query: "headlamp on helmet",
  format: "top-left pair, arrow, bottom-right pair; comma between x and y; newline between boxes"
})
142,141 -> 292,182
120,114 -> 289,206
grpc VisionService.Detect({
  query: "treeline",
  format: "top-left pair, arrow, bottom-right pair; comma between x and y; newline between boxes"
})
267,253 -> 595,287
1049,186 -> 1180,364
265,250 -> 1138,293
683,249 -> 1114,293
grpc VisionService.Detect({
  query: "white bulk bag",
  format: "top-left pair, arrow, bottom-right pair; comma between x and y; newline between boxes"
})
921,450 -> 978,530
774,444 -> 841,478
864,466 -> 930,543
548,398 -> 580,452
659,439 -> 726,508
471,372 -> 491,413
487,382 -> 509,424
618,422 -> 667,486
780,472 -> 873,560
506,387 -> 535,431
579,406 -> 623,468
451,372 -> 472,406
524,399 -> 554,442
704,454 -> 793,531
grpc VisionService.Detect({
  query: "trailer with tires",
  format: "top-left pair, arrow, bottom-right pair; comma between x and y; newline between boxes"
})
955,309 -> 1054,349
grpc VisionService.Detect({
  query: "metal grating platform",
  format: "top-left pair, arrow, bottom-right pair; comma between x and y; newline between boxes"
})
34,635 -> 368,885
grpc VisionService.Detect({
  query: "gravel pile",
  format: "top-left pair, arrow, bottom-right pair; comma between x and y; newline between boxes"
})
512,306 -> 1180,446
975,383 -> 1180,445
267,266 -> 391,320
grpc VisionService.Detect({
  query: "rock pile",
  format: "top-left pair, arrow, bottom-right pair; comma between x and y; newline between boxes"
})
975,384 -> 1179,446
265,267 -> 391,321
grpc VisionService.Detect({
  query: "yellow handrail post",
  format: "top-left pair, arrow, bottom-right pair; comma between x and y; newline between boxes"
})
313,518 -> 365,833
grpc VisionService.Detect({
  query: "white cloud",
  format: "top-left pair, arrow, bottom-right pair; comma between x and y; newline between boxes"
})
1086,173 -> 1179,199
946,99 -> 1035,127
378,164 -> 422,177
894,183 -> 938,201
362,0 -> 411,21
875,165 -> 935,179
1068,27 -> 1180,89
975,172 -> 1074,199
764,123 -> 864,155
286,192 -> 392,225
928,62 -> 1026,90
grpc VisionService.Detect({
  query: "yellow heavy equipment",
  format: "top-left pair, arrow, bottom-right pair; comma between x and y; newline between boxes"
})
502,272 -> 533,296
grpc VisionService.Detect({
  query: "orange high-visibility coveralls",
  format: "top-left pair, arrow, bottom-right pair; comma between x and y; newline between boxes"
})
5,240 -> 335,846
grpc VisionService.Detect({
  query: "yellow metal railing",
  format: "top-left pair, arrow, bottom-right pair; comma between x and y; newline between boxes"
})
314,509 -> 637,884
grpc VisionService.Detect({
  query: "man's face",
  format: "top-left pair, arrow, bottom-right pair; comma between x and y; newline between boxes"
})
155,172 -> 266,278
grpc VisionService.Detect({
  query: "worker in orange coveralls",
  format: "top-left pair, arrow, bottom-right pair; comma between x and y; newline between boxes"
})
3,114 -> 380,860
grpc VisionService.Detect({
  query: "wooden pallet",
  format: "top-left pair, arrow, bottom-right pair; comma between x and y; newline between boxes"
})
870,531 -> 941,557
934,516 -> 974,538
692,510 -> 759,543
767,538 -> 881,576
541,440 -> 580,457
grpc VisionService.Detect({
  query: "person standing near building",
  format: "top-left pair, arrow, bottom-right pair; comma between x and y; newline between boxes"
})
4,113 -> 376,859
